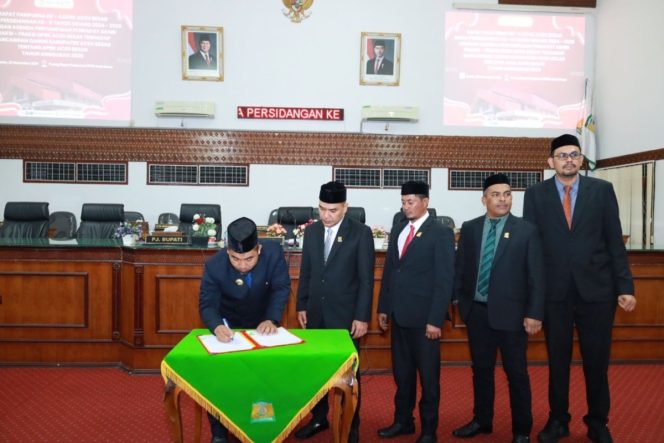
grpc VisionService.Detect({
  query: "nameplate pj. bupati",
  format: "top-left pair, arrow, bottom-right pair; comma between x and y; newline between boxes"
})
146,235 -> 190,244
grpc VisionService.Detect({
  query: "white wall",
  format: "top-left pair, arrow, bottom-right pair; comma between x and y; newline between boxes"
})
595,0 -> 664,158
2,0 -> 661,237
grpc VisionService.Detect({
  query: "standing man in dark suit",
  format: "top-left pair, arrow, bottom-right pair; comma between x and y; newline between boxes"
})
295,181 -> 375,443
199,217 -> 290,443
188,33 -> 217,70
377,181 -> 455,443
366,39 -> 394,75
523,134 -> 636,443
452,173 -> 545,443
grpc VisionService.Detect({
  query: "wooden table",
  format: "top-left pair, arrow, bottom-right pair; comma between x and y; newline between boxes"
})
161,329 -> 359,443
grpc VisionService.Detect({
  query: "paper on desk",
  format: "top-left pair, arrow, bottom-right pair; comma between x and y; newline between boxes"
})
244,327 -> 303,348
198,332 -> 255,354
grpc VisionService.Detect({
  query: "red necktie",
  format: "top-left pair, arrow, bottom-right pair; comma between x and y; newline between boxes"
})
374,59 -> 380,74
563,185 -> 572,229
400,224 -> 415,259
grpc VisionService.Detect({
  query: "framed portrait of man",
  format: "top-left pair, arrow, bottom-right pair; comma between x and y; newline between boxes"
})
360,32 -> 401,86
182,25 -> 224,81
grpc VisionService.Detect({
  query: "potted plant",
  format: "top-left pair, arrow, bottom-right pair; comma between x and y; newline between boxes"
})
115,222 -> 142,246
265,223 -> 287,245
191,214 -> 217,247
371,225 -> 388,249
292,219 -> 315,248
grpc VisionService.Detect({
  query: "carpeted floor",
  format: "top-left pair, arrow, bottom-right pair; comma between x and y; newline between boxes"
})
0,365 -> 662,442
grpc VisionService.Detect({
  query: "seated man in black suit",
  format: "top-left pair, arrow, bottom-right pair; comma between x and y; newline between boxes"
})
452,173 -> 545,443
199,217 -> 290,443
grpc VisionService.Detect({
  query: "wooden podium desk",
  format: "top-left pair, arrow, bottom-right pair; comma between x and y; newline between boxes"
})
162,328 -> 358,443
1,239 -> 663,371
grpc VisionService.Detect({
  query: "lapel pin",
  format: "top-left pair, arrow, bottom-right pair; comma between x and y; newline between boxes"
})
416,232 -> 422,237
235,279 -> 243,286
504,232 -> 510,239
337,236 -> 343,242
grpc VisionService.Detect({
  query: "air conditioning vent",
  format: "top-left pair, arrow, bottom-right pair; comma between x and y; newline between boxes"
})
361,106 -> 419,121
155,101 -> 215,118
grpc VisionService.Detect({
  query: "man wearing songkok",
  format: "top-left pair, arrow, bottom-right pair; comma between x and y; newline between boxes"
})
295,180 -> 374,443
377,180 -> 455,443
199,217 -> 290,443
452,173 -> 544,443
524,134 -> 636,443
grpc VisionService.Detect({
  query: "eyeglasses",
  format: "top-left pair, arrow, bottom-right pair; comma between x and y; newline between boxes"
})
552,151 -> 583,161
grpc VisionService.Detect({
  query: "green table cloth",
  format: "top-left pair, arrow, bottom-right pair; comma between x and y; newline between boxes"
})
161,328 -> 358,442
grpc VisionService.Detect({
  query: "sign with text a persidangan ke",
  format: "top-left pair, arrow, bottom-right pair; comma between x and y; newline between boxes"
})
237,106 -> 344,121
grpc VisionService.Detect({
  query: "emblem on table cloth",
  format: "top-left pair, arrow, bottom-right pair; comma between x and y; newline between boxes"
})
282,0 -> 313,23
251,401 -> 276,423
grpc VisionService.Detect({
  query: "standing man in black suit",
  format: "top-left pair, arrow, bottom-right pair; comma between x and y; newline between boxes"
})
188,33 -> 216,70
199,217 -> 290,443
523,134 -> 636,443
377,181 -> 456,443
295,181 -> 375,443
452,173 -> 545,443
366,39 -> 394,75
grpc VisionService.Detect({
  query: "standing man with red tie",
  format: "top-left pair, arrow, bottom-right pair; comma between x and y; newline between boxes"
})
523,134 -> 636,443
377,181 -> 456,443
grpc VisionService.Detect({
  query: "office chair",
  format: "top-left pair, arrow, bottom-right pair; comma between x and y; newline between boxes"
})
124,211 -> 145,222
0,202 -> 50,238
346,207 -> 366,224
49,211 -> 77,239
276,207 -> 314,239
77,203 -> 125,239
178,204 -> 222,239
158,212 -> 180,225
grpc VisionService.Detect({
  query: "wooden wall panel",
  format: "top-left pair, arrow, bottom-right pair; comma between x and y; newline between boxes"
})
2,125 -> 659,172
0,245 -> 662,370
0,125 -> 551,170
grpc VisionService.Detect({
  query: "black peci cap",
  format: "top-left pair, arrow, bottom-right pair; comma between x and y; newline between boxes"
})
227,217 -> 258,252
401,181 -> 429,197
319,181 -> 347,203
483,173 -> 511,191
550,134 -> 581,154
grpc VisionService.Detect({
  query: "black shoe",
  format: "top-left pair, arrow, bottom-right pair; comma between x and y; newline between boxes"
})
294,419 -> 329,439
537,419 -> 569,443
586,423 -> 614,443
377,421 -> 416,438
416,434 -> 437,443
512,435 -> 530,443
211,437 -> 228,443
452,420 -> 492,438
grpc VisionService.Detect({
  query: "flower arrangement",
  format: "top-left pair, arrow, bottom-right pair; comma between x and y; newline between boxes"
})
192,214 -> 217,237
293,219 -> 315,237
266,223 -> 287,237
115,222 -> 142,239
371,225 -> 388,238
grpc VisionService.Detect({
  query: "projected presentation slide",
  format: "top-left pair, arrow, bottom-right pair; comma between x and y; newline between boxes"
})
444,11 -> 586,129
0,0 -> 132,123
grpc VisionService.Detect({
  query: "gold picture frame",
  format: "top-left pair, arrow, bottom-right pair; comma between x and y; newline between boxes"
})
182,25 -> 224,81
360,32 -> 401,86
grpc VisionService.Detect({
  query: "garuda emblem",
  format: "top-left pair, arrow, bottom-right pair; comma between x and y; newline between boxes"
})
282,0 -> 313,23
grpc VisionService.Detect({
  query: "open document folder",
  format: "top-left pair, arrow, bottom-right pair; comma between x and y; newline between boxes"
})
197,327 -> 304,354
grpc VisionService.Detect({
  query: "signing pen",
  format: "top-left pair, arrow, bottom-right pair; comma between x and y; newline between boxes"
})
222,318 -> 235,341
